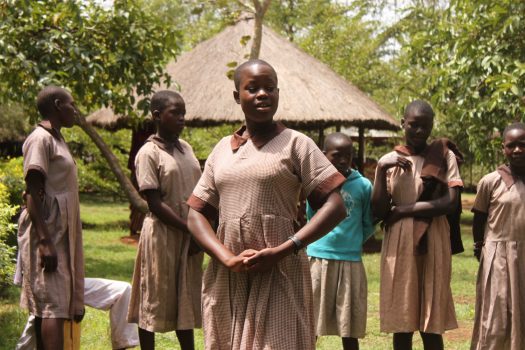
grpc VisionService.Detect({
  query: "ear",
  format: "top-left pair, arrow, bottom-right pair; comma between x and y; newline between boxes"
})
152,110 -> 160,120
54,99 -> 62,111
233,90 -> 240,104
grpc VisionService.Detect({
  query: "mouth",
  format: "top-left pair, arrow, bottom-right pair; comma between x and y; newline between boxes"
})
255,103 -> 271,111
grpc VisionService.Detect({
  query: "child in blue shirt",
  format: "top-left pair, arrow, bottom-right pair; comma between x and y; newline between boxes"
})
307,132 -> 375,350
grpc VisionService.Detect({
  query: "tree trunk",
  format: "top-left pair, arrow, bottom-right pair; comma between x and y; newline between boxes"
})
249,0 -> 272,59
76,115 -> 148,213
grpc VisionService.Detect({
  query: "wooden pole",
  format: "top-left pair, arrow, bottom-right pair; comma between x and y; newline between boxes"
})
357,126 -> 365,173
318,126 -> 325,148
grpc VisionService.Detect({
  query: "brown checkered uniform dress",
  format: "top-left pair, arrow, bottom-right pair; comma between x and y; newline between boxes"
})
188,127 -> 344,350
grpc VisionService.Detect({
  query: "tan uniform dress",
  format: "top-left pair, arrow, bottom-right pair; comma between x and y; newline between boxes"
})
378,150 -> 462,334
18,125 -> 84,319
127,138 -> 203,332
188,126 -> 345,350
471,170 -> 525,350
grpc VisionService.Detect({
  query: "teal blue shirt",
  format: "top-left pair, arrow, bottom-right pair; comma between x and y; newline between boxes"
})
306,170 -> 375,261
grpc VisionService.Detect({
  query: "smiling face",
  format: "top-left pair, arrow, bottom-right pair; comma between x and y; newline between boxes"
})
503,128 -> 525,172
153,96 -> 186,137
233,63 -> 279,125
402,109 -> 434,151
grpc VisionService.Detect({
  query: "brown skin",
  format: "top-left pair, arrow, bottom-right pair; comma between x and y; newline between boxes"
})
26,90 -> 81,350
324,136 -> 353,176
371,108 -> 458,350
188,62 -> 346,274
324,136 -> 359,350
143,97 -> 189,233
138,96 -> 195,350
473,128 -> 525,261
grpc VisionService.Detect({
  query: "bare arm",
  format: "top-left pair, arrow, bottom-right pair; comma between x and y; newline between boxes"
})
396,186 -> 459,218
25,170 -> 57,272
245,191 -> 346,272
143,189 -> 188,232
371,156 -> 412,220
187,208 -> 256,272
472,211 -> 488,261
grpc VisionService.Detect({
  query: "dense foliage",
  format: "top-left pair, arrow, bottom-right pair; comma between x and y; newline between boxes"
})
0,0 -> 180,119
0,180 -> 17,296
400,0 -> 525,164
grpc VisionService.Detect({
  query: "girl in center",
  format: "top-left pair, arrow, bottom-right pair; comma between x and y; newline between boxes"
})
187,59 -> 347,349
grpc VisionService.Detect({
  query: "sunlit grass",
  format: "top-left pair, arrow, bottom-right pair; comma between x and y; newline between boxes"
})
0,195 -> 479,349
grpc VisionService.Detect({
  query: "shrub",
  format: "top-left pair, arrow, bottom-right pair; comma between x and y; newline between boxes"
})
0,179 -> 18,297
0,157 -> 25,206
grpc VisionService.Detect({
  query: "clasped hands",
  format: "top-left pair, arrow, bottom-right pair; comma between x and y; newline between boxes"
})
225,247 -> 284,273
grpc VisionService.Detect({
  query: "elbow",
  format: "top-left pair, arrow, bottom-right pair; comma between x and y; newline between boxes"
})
371,206 -> 388,221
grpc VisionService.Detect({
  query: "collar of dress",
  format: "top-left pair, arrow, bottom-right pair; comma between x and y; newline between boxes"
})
147,134 -> 185,154
230,122 -> 287,152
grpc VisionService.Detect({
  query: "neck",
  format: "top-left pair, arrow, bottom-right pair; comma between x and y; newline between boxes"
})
157,130 -> 178,142
42,118 -> 61,131
510,164 -> 525,177
407,142 -> 426,154
245,119 -> 274,136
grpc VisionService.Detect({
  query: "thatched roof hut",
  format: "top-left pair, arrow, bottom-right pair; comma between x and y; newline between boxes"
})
87,16 -> 398,132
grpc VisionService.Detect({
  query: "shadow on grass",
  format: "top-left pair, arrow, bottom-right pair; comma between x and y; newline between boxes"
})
84,252 -> 135,281
82,220 -> 129,231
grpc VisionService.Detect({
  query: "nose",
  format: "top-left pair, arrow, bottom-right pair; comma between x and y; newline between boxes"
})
513,145 -> 523,153
256,88 -> 268,99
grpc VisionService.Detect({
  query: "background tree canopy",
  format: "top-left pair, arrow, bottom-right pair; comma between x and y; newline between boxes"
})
399,0 -> 525,164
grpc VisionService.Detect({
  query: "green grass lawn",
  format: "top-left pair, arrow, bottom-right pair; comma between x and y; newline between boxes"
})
0,195 -> 479,349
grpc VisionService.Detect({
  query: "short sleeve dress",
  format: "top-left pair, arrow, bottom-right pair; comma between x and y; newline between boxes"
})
127,137 -> 203,332
378,149 -> 462,334
470,169 -> 525,350
187,125 -> 345,350
18,124 -> 84,319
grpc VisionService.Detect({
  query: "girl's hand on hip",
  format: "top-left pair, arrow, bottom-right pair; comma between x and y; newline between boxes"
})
225,249 -> 258,272
38,239 -> 58,272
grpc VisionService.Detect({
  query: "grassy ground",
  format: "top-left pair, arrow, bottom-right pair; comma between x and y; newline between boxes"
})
0,193 -> 478,349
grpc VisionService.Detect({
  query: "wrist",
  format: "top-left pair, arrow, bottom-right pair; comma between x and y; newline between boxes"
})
287,235 -> 303,255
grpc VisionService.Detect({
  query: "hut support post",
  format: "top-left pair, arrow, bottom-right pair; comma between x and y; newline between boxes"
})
318,127 -> 325,148
357,126 -> 365,174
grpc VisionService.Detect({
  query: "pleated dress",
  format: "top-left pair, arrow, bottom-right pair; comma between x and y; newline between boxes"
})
18,124 -> 84,319
377,150 -> 462,334
471,168 -> 525,350
127,137 -> 203,332
188,125 -> 345,350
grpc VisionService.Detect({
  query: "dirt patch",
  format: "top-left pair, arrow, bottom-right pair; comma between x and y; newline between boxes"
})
446,321 -> 473,342
120,234 -> 139,246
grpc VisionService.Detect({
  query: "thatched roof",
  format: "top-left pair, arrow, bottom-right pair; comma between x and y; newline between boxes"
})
88,16 -> 399,131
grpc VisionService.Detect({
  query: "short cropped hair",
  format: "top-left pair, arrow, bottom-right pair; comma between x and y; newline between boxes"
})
404,99 -> 435,119
233,59 -> 278,91
150,90 -> 183,114
323,132 -> 353,151
36,86 -> 70,119
503,122 -> 525,138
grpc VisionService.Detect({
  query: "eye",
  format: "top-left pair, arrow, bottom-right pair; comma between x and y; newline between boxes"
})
266,87 -> 275,92
247,86 -> 257,93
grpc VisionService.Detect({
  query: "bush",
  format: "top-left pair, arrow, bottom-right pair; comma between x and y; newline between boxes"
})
63,126 -> 131,199
0,157 -> 25,206
0,179 -> 18,297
